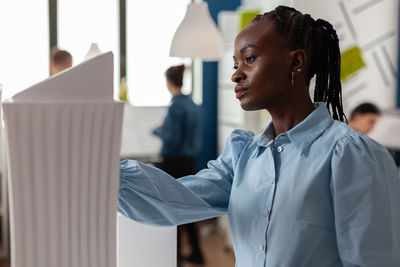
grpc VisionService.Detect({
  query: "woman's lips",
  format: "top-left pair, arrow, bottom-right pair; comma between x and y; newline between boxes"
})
234,86 -> 248,99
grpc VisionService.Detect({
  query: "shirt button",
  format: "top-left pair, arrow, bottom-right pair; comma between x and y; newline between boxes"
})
259,244 -> 264,251
271,177 -> 275,184
264,210 -> 269,217
277,146 -> 283,152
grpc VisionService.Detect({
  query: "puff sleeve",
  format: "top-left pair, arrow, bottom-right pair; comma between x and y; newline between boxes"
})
331,133 -> 400,266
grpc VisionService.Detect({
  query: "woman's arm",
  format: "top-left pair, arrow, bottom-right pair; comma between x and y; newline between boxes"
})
118,129 -> 254,226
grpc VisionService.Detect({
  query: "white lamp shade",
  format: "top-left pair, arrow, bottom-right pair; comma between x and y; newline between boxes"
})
85,43 -> 102,60
169,2 -> 224,61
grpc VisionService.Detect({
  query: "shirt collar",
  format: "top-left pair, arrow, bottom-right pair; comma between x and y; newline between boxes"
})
171,94 -> 185,101
257,103 -> 334,152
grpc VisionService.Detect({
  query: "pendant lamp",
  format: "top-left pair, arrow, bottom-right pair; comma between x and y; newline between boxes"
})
84,43 -> 102,60
169,2 -> 224,61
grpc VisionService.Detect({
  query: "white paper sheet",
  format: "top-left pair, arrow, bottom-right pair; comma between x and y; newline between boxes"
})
3,52 -> 123,267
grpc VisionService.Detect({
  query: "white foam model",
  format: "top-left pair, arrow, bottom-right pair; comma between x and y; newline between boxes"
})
11,52 -> 113,103
2,52 -> 124,267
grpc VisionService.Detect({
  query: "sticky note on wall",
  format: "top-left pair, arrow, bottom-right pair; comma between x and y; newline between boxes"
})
340,46 -> 366,81
239,10 -> 260,31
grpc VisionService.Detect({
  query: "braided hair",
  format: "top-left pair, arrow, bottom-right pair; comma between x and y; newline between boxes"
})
253,6 -> 346,122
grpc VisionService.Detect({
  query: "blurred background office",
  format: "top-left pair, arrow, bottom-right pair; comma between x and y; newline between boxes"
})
1,0 -> 400,266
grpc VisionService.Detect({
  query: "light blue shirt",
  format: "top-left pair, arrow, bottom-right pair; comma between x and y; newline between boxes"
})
119,104 -> 400,267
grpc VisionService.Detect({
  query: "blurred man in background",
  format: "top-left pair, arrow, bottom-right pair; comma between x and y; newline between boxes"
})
50,46 -> 72,75
348,102 -> 380,135
153,64 -> 204,266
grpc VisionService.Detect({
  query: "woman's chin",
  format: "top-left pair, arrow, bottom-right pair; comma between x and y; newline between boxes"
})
240,101 -> 260,111
238,94 -> 265,110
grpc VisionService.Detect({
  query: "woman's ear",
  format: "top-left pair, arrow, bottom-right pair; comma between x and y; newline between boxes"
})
289,49 -> 306,72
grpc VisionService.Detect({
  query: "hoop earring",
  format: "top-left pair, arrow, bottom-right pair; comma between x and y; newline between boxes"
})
291,71 -> 294,86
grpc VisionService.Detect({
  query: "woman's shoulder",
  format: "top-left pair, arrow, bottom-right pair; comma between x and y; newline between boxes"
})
328,120 -> 390,159
223,129 -> 255,153
225,129 -> 255,146
229,128 -> 255,140
329,122 -> 398,186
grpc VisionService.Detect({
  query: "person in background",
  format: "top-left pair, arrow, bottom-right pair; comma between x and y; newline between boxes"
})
119,6 -> 400,266
348,102 -> 380,135
50,46 -> 73,75
152,64 -> 204,265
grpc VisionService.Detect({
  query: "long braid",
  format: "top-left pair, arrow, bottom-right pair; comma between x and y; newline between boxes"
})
253,6 -> 346,122
311,19 -> 345,121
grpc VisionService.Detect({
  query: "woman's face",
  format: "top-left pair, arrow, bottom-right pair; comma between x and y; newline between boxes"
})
232,20 -> 292,111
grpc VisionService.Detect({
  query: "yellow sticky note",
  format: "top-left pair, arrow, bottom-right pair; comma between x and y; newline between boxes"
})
340,46 -> 366,81
239,10 -> 260,31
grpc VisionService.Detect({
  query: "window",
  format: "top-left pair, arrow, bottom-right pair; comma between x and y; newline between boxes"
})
0,0 -> 49,100
58,0 -> 119,97
127,0 -> 192,106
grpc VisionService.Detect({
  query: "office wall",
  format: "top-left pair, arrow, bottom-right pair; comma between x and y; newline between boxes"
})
241,0 -> 292,11
294,0 -> 399,115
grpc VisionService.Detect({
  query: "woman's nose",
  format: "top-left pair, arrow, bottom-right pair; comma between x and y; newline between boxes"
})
231,68 -> 245,83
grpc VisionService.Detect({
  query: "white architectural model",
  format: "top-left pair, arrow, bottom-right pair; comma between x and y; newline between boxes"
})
3,52 -> 124,267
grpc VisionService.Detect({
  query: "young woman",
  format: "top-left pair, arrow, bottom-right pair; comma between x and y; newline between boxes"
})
119,6 -> 400,266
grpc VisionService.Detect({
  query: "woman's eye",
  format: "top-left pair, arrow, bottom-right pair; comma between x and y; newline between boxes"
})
246,55 -> 256,63
233,64 -> 238,70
